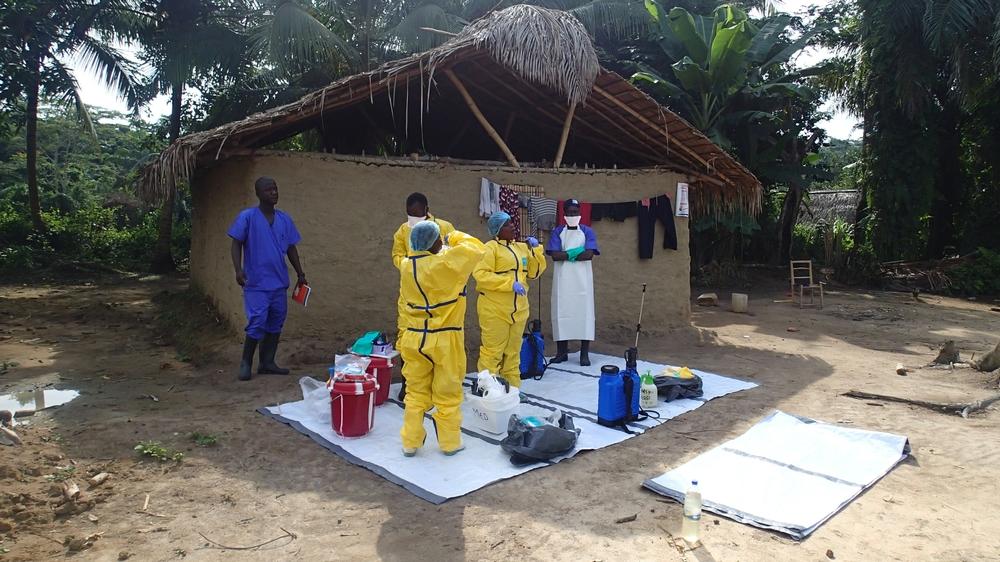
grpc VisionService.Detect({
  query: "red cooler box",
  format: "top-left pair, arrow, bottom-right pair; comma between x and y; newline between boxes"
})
330,373 -> 376,438
366,356 -> 394,405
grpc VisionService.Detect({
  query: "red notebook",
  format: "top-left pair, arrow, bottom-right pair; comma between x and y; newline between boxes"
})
292,283 -> 311,307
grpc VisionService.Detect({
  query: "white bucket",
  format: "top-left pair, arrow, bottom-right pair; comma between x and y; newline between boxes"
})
731,293 -> 749,313
466,391 -> 520,435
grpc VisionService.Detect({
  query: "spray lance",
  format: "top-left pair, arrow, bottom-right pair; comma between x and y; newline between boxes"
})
625,283 -> 647,371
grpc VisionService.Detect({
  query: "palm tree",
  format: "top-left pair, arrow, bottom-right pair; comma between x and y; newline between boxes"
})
0,0 -> 143,231
138,0 -> 247,272
831,0 -> 1000,259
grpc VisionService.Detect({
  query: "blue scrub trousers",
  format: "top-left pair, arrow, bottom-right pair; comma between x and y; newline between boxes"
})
244,289 -> 287,340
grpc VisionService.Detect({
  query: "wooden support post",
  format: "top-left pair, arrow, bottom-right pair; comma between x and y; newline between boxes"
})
444,69 -> 519,167
553,102 -> 576,168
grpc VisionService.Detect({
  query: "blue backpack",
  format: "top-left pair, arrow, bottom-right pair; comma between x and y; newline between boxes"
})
520,319 -> 547,380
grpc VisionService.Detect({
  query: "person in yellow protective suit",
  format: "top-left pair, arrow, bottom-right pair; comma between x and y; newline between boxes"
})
474,212 -> 547,388
397,221 -> 485,457
391,192 -> 455,401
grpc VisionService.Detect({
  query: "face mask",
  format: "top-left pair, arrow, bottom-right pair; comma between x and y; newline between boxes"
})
565,216 -> 581,228
407,215 -> 426,227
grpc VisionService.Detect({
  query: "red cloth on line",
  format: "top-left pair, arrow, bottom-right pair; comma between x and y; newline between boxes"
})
498,186 -> 522,239
556,200 -> 592,227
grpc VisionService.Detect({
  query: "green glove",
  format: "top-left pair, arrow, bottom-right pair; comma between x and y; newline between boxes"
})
566,247 -> 586,262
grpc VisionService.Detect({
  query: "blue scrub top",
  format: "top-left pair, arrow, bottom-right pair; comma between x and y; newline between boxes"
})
227,207 -> 302,291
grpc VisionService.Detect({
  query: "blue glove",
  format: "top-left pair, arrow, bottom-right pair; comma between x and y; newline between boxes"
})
526,236 -> 539,248
566,247 -> 585,262
513,282 -> 527,296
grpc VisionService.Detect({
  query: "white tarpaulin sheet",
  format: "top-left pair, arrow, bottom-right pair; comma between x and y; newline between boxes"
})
643,410 -> 910,539
259,352 -> 756,503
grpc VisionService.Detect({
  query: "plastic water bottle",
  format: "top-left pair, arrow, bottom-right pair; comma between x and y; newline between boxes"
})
681,480 -> 702,543
640,370 -> 658,409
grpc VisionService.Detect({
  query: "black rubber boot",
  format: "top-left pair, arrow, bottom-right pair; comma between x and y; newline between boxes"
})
258,333 -> 290,375
579,340 -> 591,367
551,341 -> 569,364
239,337 -> 259,381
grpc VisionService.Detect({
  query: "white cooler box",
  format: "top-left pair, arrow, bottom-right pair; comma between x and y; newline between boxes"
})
466,392 -> 520,435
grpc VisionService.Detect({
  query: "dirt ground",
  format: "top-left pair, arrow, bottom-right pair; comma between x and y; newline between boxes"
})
1,275 -> 999,561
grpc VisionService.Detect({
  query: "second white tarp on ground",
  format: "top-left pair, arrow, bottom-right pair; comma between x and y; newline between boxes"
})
643,410 -> 910,539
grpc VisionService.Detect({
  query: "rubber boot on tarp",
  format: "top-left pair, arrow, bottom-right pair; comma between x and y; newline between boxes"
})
550,340 -> 569,364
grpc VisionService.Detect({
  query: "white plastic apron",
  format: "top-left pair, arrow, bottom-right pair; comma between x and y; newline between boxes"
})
551,227 -> 595,341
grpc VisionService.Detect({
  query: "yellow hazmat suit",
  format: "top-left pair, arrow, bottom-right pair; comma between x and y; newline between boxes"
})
473,239 -> 547,387
397,231 -> 485,453
392,215 -> 456,346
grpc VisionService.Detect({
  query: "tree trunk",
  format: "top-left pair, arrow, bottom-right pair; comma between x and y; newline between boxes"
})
776,182 -> 804,263
925,101 -> 963,259
26,49 -> 44,232
150,83 -> 183,273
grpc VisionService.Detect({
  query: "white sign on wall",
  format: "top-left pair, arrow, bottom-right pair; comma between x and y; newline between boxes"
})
675,182 -> 690,217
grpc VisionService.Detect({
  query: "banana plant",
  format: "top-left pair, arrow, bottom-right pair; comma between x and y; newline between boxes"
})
632,1 -> 820,147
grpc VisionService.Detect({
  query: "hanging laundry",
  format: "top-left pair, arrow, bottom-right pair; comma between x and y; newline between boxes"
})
479,178 -> 501,218
556,200 -> 592,227
592,201 -> 638,222
529,197 -> 558,233
498,186 -> 522,239
637,194 -> 678,259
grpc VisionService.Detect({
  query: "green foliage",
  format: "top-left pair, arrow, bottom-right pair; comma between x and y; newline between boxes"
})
0,106 -> 186,273
45,465 -> 77,482
812,139 -> 860,191
829,0 -> 1000,260
0,202 -> 189,273
134,440 -> 184,462
0,108 -> 163,210
791,219 -> 857,272
949,248 -> 1000,296
190,432 -> 218,447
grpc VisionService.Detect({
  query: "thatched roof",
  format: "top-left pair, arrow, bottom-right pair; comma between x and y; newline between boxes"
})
799,190 -> 860,225
140,5 -> 760,214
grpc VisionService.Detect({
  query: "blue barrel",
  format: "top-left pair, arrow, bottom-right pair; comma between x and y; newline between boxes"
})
598,365 -> 626,426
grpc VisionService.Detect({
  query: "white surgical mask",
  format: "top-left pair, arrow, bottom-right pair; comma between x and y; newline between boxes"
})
407,215 -> 427,227
564,216 -> 582,228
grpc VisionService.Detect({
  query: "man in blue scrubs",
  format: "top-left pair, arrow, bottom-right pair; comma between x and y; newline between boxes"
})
228,176 -> 306,381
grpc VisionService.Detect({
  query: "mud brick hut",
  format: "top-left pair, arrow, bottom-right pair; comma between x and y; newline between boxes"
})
141,5 -> 761,352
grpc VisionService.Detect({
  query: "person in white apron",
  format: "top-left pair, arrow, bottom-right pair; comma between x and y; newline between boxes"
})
545,199 -> 599,366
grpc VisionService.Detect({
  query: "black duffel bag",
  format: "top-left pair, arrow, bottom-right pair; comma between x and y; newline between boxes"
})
500,412 -> 580,466
654,374 -> 704,402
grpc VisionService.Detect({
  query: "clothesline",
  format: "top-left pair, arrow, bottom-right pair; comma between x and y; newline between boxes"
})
477,177 -> 686,259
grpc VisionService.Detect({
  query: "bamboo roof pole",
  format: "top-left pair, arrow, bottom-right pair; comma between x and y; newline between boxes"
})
473,71 -> 635,161
444,69 -> 519,167
592,85 -> 731,184
553,101 -> 576,168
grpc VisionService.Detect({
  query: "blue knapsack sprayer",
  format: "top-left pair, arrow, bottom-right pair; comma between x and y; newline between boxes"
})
520,263 -> 548,380
598,283 -> 658,432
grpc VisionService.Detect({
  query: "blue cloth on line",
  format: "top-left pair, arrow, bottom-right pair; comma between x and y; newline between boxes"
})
243,289 -> 288,339
227,207 -> 301,291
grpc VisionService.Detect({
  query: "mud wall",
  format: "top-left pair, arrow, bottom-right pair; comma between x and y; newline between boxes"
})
191,151 -> 691,357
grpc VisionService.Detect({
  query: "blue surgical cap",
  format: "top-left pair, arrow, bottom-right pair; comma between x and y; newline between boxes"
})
487,211 -> 511,237
410,220 -> 441,251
